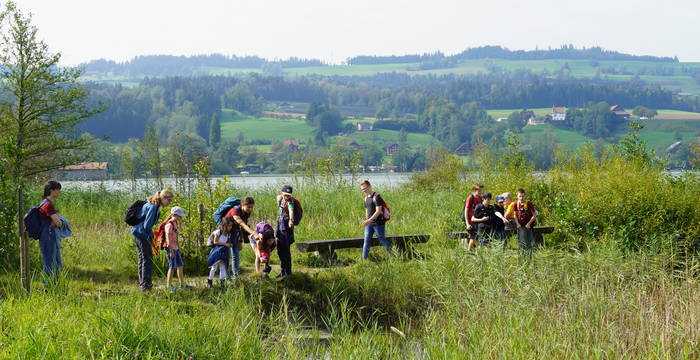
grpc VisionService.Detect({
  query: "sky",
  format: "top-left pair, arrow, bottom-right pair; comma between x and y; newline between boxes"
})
13,0 -> 700,65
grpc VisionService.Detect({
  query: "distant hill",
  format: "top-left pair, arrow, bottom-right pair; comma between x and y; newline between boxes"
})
347,45 -> 678,65
80,45 -> 679,78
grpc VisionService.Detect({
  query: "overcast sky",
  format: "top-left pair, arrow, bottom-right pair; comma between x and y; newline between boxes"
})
13,0 -> 700,65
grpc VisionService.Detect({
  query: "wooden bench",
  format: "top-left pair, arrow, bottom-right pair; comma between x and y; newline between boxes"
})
446,226 -> 555,247
296,234 -> 430,262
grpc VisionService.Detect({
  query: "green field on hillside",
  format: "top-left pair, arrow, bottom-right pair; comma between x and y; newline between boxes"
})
487,108 -> 552,119
522,124 -> 590,148
523,122 -> 698,152
220,110 -> 439,148
220,109 -> 315,142
333,129 -> 439,148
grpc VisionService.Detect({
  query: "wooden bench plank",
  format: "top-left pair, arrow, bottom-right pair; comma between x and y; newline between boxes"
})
445,226 -> 554,239
296,234 -> 430,252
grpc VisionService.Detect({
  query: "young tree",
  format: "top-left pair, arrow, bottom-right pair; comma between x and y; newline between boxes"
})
143,125 -> 163,189
209,112 -> 221,147
0,2 -> 104,291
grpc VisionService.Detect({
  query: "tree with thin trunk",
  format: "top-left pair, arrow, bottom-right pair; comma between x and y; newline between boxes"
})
0,2 -> 104,292
209,112 -> 221,147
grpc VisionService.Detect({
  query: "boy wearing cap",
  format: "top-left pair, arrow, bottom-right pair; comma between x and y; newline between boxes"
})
164,206 -> 187,293
275,185 -> 296,278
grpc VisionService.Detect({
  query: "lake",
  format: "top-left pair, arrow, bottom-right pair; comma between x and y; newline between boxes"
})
60,172 -> 414,193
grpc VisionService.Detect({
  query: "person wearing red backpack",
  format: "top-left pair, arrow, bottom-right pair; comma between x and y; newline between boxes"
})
275,185 -> 297,279
37,181 -> 64,283
360,180 -> 392,259
162,206 -> 187,293
513,189 -> 537,257
463,183 -> 483,251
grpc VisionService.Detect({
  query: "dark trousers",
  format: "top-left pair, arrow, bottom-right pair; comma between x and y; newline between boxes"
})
276,220 -> 294,275
134,236 -> 153,290
518,227 -> 534,257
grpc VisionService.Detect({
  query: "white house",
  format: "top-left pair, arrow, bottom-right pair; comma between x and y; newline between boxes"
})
551,106 -> 567,121
357,122 -> 374,131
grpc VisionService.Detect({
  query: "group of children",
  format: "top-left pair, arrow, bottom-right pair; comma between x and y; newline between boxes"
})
155,185 -> 298,293
463,183 -> 538,255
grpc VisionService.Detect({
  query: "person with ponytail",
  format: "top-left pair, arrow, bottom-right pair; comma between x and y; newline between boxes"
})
38,181 -> 63,282
131,189 -> 173,291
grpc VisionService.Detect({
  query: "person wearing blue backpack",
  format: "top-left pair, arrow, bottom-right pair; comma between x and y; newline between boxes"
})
37,181 -> 64,282
131,189 -> 173,291
223,197 -> 259,278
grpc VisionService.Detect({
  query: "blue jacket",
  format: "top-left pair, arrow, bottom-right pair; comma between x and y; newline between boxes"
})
55,215 -> 72,241
131,202 -> 160,241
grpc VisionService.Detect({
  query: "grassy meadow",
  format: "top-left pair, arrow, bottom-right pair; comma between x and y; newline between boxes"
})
1,151 -> 699,359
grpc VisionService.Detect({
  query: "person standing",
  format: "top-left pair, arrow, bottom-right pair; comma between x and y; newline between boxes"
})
463,184 -> 483,251
360,180 -> 392,259
163,206 -> 187,293
224,197 -> 259,279
38,181 -> 64,282
131,189 -> 173,291
275,185 -> 296,279
514,189 -> 537,258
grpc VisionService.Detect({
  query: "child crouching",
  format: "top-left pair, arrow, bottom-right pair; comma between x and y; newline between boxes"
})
249,222 -> 276,277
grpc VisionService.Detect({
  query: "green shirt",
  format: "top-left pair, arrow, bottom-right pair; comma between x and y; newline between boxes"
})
279,198 -> 295,219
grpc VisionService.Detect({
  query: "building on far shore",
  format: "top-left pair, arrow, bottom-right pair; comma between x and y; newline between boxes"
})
455,143 -> 470,155
57,162 -> 109,180
610,105 -> 631,120
357,122 -> 374,132
551,106 -> 567,121
385,143 -> 399,155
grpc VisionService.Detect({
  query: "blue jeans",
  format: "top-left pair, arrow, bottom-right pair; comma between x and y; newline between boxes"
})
39,223 -> 62,281
362,224 -> 391,259
229,243 -> 240,277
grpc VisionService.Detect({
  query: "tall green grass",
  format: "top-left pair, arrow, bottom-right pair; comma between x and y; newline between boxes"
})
1,156 -> 699,358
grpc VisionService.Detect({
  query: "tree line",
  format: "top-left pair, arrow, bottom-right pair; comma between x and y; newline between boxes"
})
347,45 -> 678,65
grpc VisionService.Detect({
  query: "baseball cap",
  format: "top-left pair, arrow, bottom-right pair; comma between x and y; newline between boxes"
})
170,206 -> 186,217
281,184 -> 293,195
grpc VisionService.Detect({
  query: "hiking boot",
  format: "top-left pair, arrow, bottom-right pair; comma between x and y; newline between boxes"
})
179,284 -> 192,290
275,272 -> 284,279
169,287 -> 176,294
207,279 -> 213,288
220,280 -> 226,288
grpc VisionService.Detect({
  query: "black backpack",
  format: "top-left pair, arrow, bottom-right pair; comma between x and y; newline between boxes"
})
291,198 -> 303,226
124,200 -> 147,226
24,200 -> 48,240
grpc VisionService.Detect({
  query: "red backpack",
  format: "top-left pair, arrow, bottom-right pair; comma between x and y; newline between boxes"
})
373,193 -> 391,222
153,220 -> 175,251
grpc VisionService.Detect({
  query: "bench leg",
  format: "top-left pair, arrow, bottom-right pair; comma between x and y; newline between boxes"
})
534,233 -> 544,248
315,249 -> 337,264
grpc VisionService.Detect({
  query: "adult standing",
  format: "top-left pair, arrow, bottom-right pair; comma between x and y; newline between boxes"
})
224,197 -> 259,279
513,189 -> 537,257
275,185 -> 296,279
463,184 -> 483,251
131,189 -> 173,291
38,181 -> 64,282
360,180 -> 392,259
